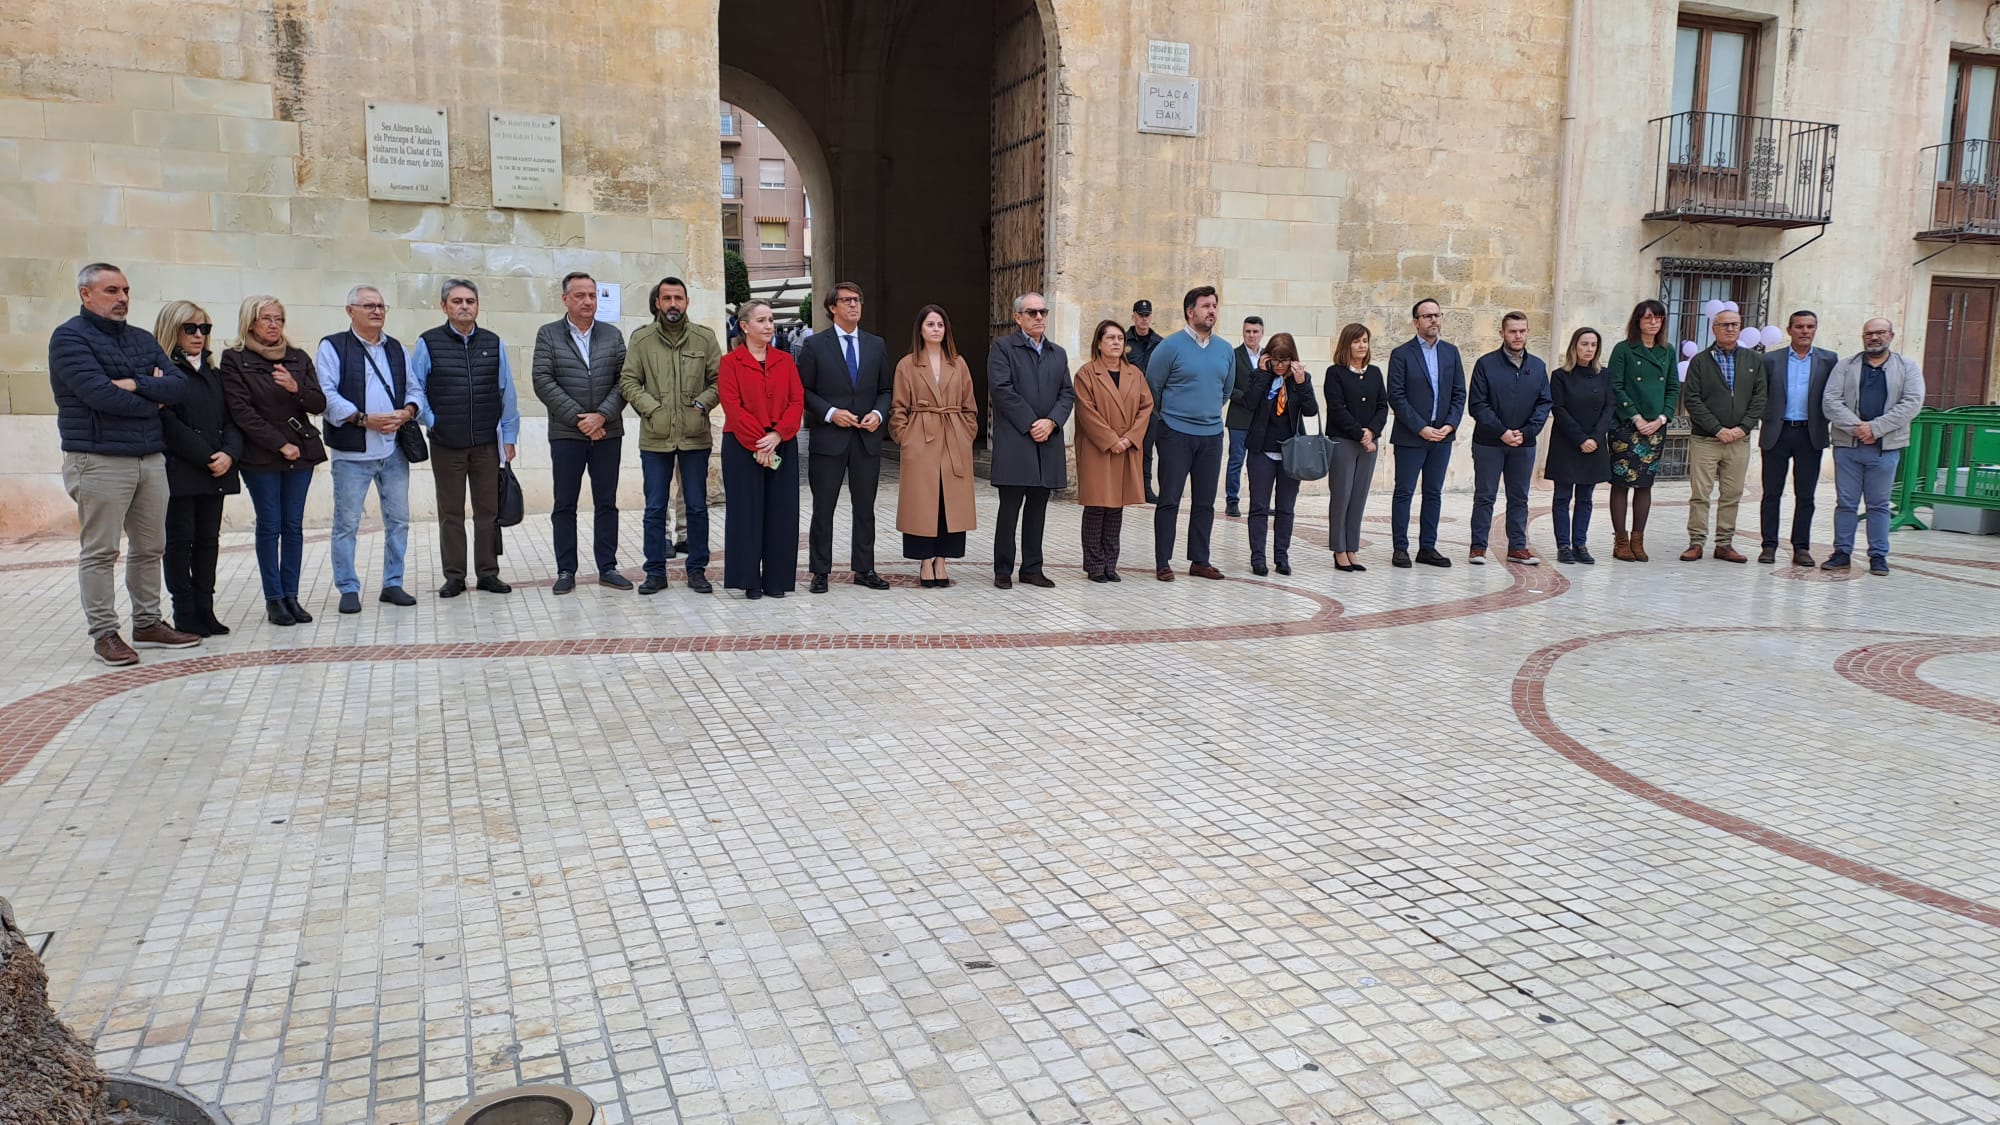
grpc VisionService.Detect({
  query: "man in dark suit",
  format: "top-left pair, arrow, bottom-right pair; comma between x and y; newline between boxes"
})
1385,297 -> 1467,568
1223,316 -> 1262,517
797,280 -> 893,592
1757,309 -> 1837,566
1680,307 -> 1767,563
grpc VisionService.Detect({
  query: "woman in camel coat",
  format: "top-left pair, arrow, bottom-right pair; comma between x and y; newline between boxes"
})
889,304 -> 979,588
1071,319 -> 1154,582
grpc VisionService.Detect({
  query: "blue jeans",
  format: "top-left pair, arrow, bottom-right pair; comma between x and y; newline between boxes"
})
1833,444 -> 1899,559
642,449 -> 711,576
1391,440 -> 1453,551
1470,443 -> 1534,552
241,467 -> 313,599
1550,481 -> 1595,549
330,453 -> 410,593
1225,427 -> 1249,504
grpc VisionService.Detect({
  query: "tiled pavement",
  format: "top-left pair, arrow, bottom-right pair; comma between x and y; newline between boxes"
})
2,476 -> 1998,1125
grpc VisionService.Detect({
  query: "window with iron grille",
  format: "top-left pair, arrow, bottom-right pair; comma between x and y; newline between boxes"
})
1657,257 -> 1772,351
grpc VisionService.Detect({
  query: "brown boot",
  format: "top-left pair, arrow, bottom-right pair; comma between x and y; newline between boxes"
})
1612,531 -> 1634,562
1631,534 -> 1650,562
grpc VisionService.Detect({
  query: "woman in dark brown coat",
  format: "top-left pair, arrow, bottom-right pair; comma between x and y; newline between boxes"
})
1071,320 -> 1153,581
220,295 -> 326,626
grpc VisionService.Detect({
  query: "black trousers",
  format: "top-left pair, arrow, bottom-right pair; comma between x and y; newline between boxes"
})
995,485 -> 1050,577
549,437 -> 621,576
1140,410 -> 1161,496
1760,424 -> 1822,550
1154,426 -> 1223,569
1081,506 -> 1125,576
720,438 -> 800,594
807,440 -> 880,575
1245,455 -> 1300,568
163,493 -> 224,615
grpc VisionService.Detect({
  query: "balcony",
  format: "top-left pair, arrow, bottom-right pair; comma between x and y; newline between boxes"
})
720,114 -> 741,144
1645,111 -> 1838,229
1919,140 -> 2000,243
721,173 -> 740,199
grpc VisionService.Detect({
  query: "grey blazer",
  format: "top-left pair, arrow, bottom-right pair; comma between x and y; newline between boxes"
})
1824,351 -> 1926,450
1758,345 -> 1838,450
531,318 -> 627,442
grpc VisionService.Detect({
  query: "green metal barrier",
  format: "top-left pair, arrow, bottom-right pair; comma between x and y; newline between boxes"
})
1892,408 -> 2000,531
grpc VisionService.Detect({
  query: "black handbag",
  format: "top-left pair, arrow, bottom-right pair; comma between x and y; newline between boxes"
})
497,460 -> 524,528
1280,402 -> 1333,482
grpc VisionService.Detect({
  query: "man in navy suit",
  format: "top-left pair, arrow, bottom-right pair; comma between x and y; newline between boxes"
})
1757,309 -> 1838,567
1385,297 -> 1466,568
797,281 -> 893,592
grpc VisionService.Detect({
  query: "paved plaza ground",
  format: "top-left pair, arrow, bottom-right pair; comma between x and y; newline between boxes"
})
2,476 -> 1998,1125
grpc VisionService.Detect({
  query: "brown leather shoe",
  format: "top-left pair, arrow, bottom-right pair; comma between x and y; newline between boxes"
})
1793,550 -> 1815,568
1506,548 -> 1540,566
1679,544 -> 1704,562
1155,567 -> 1176,582
1188,563 -> 1225,580
1712,545 -> 1748,563
1630,534 -> 1650,562
92,632 -> 139,667
1612,532 -> 1634,562
1757,546 -> 1777,565
131,621 -> 202,649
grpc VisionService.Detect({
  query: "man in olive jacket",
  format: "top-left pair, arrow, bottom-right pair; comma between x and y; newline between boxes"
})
1680,307 -> 1767,563
987,291 -> 1074,589
533,272 -> 630,594
618,277 -> 722,595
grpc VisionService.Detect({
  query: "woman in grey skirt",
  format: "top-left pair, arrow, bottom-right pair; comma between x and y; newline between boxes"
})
1322,322 -> 1388,572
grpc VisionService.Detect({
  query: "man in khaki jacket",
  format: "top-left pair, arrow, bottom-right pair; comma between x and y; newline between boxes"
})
619,277 -> 722,594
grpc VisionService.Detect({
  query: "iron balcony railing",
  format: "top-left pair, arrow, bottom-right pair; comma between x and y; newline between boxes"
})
721,174 -> 740,199
1919,139 -> 2000,241
720,114 -> 740,138
1646,110 -> 1837,229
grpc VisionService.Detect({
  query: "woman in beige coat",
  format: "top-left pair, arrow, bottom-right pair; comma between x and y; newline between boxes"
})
889,305 -> 979,587
1072,319 -> 1154,582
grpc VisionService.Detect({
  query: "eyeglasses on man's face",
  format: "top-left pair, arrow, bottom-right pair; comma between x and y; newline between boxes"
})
1020,308 -> 1049,317
351,302 -> 387,312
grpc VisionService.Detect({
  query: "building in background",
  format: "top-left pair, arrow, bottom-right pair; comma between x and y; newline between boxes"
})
721,102 -> 809,284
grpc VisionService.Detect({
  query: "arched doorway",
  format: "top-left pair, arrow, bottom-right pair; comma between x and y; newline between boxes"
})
717,0 -> 1055,444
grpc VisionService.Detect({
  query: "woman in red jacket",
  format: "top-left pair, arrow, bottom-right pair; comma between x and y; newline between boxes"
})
718,299 -> 804,598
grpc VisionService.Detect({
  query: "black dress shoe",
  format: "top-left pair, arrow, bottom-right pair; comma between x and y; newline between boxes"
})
809,574 -> 830,594
686,571 -> 713,594
1415,547 -> 1452,568
745,587 -> 763,600
266,598 -> 296,627
1275,561 -> 1291,576
438,578 -> 466,598
1348,562 -> 1367,573
175,615 -> 213,637
283,596 -> 313,623
854,571 -> 891,590
553,572 -> 576,595
638,574 -> 669,595
379,586 -> 416,606
1088,574 -> 1111,583
201,612 -> 231,636
921,578 -> 939,589
674,539 -> 688,554
1392,550 -> 1412,569
476,576 -> 512,594
1251,563 -> 1269,576
1105,571 -> 1121,582
598,571 -> 634,590
340,592 -> 363,615
994,574 -> 1013,589
1226,502 -> 1241,517
765,590 -> 787,599
1020,572 -> 1055,588
1335,562 -> 1355,573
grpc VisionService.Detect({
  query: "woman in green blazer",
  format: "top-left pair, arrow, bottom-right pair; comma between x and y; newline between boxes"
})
1606,300 -> 1679,562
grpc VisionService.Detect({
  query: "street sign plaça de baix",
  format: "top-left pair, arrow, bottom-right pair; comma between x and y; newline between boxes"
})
1138,74 -> 1199,136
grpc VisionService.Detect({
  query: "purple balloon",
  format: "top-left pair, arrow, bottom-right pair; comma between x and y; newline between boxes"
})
1677,360 -> 1690,380
1680,340 -> 1699,358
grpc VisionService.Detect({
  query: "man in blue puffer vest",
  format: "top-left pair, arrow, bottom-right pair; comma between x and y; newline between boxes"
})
49,262 -> 204,665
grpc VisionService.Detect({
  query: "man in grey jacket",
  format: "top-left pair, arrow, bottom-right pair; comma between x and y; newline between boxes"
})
533,272 -> 630,594
987,292 -> 1074,589
1822,318 -> 1926,576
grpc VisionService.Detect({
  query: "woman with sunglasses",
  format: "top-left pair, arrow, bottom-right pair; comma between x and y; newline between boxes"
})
221,295 -> 327,626
153,301 -> 242,636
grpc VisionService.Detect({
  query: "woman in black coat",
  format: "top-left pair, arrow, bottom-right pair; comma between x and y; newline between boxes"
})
1544,327 -> 1616,564
221,296 -> 327,626
1232,332 -> 1318,576
1322,322 -> 1389,572
152,301 -> 242,636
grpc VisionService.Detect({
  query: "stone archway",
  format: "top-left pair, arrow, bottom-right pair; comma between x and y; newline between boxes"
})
717,0 -> 1058,443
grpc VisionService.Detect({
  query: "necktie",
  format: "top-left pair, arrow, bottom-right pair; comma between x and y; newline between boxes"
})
843,334 -> 859,386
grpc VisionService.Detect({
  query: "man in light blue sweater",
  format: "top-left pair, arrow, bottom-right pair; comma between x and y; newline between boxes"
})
1145,285 -> 1235,581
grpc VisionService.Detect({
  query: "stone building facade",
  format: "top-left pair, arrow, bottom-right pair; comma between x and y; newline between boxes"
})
1,0 -> 1996,537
